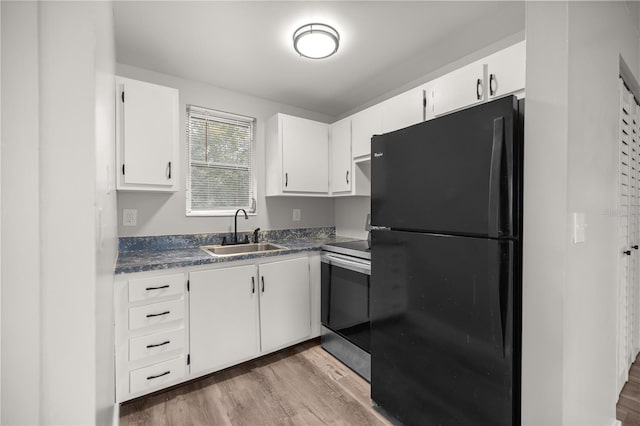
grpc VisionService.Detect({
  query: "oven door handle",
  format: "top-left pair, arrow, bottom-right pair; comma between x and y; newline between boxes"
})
321,253 -> 371,275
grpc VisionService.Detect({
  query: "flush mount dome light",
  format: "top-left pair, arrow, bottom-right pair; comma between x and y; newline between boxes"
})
293,23 -> 340,59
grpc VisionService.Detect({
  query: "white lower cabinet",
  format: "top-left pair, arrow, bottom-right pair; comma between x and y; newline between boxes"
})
115,253 -> 318,402
259,257 -> 311,353
189,256 -> 311,376
189,264 -> 260,375
114,271 -> 188,402
129,356 -> 186,394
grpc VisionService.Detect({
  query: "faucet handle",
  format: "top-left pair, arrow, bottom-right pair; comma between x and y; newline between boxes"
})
253,228 -> 261,243
243,234 -> 250,244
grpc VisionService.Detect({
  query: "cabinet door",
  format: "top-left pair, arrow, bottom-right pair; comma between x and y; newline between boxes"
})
432,62 -> 484,116
381,87 -> 424,133
189,265 -> 259,375
486,41 -> 526,99
117,77 -> 178,189
281,115 -> 329,193
259,257 -> 311,353
352,106 -> 382,159
330,118 -> 352,194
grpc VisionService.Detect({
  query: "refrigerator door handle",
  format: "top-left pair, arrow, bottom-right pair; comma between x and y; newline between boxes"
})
488,117 -> 504,238
493,241 -> 513,359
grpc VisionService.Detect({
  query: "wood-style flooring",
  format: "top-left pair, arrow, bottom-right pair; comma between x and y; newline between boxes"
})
617,353 -> 640,426
120,339 -> 391,426
122,341 -> 640,425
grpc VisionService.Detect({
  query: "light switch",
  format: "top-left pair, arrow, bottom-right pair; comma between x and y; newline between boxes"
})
573,212 -> 586,244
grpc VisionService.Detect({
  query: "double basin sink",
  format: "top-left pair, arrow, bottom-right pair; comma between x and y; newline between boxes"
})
201,242 -> 286,257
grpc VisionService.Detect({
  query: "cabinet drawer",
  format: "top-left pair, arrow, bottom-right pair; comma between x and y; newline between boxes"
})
129,298 -> 184,330
129,327 -> 185,362
129,356 -> 186,394
128,273 -> 184,302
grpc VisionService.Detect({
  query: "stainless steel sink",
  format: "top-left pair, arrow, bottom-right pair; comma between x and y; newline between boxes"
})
201,242 -> 286,257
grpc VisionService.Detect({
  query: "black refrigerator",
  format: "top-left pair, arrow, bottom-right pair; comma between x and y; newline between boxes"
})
370,95 -> 523,426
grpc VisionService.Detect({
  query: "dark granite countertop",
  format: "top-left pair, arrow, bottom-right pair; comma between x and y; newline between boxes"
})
115,228 -> 357,275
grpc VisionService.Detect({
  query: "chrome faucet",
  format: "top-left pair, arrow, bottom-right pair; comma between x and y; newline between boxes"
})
234,208 -> 248,244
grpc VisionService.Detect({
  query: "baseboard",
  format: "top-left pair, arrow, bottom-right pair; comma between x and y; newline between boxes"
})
112,403 -> 119,426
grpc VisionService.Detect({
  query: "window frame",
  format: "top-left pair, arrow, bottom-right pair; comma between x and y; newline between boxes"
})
186,105 -> 257,217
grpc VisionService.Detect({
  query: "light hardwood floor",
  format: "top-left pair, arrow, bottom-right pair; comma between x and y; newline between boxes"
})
617,353 -> 640,426
120,339 -> 392,426
122,342 -> 640,425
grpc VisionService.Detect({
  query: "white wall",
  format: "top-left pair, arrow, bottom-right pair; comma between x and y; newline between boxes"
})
334,197 -> 370,239
564,2 -> 639,424
1,1 -> 117,424
39,1 -> 117,424
1,2 -> 41,424
116,64 -> 335,237
522,2 -> 640,425
93,1 -> 118,424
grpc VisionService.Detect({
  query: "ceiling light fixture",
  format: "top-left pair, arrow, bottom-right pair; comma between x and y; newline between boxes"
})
293,23 -> 340,59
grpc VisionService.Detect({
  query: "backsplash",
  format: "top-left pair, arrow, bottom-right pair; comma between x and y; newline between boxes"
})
118,227 -> 336,252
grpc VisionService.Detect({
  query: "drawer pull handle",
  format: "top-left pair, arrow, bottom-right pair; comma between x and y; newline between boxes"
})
146,371 -> 170,381
146,311 -> 170,318
146,340 -> 170,349
145,285 -> 170,291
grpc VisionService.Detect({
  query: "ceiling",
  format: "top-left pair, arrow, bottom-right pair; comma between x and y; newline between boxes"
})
114,1 -> 525,119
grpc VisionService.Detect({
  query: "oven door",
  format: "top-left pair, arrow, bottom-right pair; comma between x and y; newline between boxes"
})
321,252 -> 371,353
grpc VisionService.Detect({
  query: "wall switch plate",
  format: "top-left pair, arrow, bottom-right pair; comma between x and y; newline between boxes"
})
293,208 -> 301,222
123,209 -> 137,226
573,212 -> 586,243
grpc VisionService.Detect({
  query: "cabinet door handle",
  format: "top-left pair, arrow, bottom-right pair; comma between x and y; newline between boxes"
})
489,73 -> 496,96
346,170 -> 349,184
624,250 -> 632,256
251,276 -> 255,294
167,161 -> 172,179
145,285 -> 170,291
146,371 -> 170,380
146,340 -> 170,349
476,78 -> 482,100
261,276 -> 265,292
634,245 -> 639,250
285,173 -> 288,187
146,311 -> 170,318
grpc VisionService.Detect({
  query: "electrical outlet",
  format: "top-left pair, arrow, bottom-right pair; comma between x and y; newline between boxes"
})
123,209 -> 137,226
293,208 -> 301,222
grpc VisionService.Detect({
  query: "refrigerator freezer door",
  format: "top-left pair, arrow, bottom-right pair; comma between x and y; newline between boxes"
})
371,96 -> 519,238
370,230 -> 515,426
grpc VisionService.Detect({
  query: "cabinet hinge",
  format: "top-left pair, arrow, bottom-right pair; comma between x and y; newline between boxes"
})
187,354 -> 190,365
122,164 -> 125,175
187,279 -> 190,291
121,91 -> 125,103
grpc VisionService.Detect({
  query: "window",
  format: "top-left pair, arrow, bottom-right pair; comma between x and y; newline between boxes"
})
187,105 -> 256,216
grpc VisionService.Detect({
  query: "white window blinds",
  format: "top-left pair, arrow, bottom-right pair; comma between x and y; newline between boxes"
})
187,105 -> 256,215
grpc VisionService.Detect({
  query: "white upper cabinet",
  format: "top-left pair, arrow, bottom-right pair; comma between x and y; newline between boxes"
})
485,41 -> 526,99
431,60 -> 485,117
381,86 -> 425,133
351,105 -> 382,160
430,41 -> 526,117
116,77 -> 179,192
329,118 -> 352,195
266,113 -> 329,196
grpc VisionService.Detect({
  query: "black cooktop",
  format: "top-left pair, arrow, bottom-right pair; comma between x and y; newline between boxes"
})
322,239 -> 370,260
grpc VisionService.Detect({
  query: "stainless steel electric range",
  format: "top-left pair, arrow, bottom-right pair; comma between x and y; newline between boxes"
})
320,240 -> 371,382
